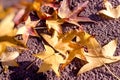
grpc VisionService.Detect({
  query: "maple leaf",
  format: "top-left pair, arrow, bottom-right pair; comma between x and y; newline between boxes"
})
97,0 -> 120,18
58,0 -> 95,26
16,16 -> 39,45
41,30 -> 87,67
78,37 -> 120,74
33,45 -> 64,76
61,48 -> 86,69
59,31 -> 91,68
41,30 -> 76,56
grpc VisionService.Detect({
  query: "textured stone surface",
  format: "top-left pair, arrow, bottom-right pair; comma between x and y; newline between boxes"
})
0,0 -> 120,80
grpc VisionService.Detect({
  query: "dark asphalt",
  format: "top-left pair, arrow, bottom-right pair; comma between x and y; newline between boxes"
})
0,0 -> 120,80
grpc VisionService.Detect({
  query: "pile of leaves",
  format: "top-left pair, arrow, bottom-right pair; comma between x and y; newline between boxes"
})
0,0 -> 120,78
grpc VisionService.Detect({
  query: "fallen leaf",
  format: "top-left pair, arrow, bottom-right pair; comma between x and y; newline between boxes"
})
60,31 -> 91,68
0,51 -> 19,62
58,0 -> 95,26
0,12 -> 17,37
61,48 -> 86,69
46,19 -> 63,33
41,30 -> 87,66
98,0 -> 120,18
33,45 -> 64,76
78,38 -> 120,74
0,51 -> 19,67
16,0 -> 55,24
16,16 -> 39,44
41,30 -> 76,55
13,9 -> 27,25
0,41 -> 21,72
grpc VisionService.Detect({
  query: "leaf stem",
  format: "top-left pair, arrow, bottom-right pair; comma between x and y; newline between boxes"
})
91,40 -> 120,80
26,58 -> 39,70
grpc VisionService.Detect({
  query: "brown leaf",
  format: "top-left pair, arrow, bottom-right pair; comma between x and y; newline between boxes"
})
13,9 -> 27,25
16,16 -> 39,44
15,0 -> 55,25
58,0 -> 95,26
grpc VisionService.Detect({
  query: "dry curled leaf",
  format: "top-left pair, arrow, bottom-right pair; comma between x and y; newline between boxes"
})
61,48 -> 86,69
98,0 -> 120,18
78,38 -> 120,74
16,16 -> 39,45
15,0 -> 55,25
33,45 -> 64,76
58,0 -> 95,26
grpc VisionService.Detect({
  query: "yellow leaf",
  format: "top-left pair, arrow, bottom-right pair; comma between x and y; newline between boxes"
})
84,36 -> 102,56
46,19 -> 63,33
0,12 -> 16,37
98,0 -> 120,18
33,45 -> 64,76
78,38 -> 120,75
41,31 -> 76,56
76,31 -> 91,46
102,39 -> 117,57
62,48 -> 86,69
41,30 -> 87,68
